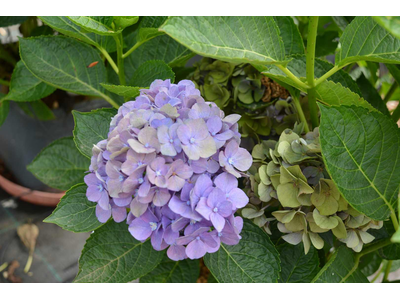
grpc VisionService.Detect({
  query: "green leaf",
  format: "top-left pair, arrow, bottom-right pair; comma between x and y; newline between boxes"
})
315,31 -> 339,57
124,35 -> 193,82
0,16 -> 28,27
204,219 -> 280,283
129,60 -> 175,86
278,243 -> 319,283
67,16 -> 119,36
72,108 -> 116,158
74,221 -> 164,283
356,73 -> 390,115
358,252 -> 382,277
20,36 -> 109,99
39,16 -> 116,52
5,61 -> 56,102
319,105 -> 400,220
0,99 -> 9,126
311,246 -> 369,283
332,16 -> 349,32
27,137 -> 89,191
114,16 -> 139,30
44,183 -> 102,233
30,100 -> 55,121
273,16 -> 305,57
373,17 -> 400,40
337,16 -> 400,67
101,84 -> 141,98
140,255 -> 200,283
124,16 -> 167,47
160,16 -> 289,66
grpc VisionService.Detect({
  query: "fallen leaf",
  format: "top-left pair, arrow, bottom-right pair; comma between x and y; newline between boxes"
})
17,223 -> 39,273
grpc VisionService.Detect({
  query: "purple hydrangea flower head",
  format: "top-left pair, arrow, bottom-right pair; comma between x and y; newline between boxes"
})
86,79 -> 252,260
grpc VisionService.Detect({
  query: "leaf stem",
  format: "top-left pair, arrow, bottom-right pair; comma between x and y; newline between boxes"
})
306,16 -> 319,128
276,65 -> 310,90
383,260 -> 393,282
97,47 -> 119,75
114,34 -> 126,86
99,92 -> 119,109
292,92 -> 310,133
122,41 -> 143,59
384,82 -> 398,103
314,65 -> 341,87
390,211 -> 399,231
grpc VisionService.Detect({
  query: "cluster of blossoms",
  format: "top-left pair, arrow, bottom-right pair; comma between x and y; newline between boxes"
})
192,57 -> 294,138
244,124 -> 383,254
84,79 -> 253,260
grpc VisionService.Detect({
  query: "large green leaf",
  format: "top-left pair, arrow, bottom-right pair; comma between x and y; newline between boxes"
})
161,16 -> 288,66
373,17 -> 400,41
27,137 -> 89,191
129,60 -> 175,86
124,34 -> 193,82
20,36 -> 109,98
29,100 -> 55,121
72,108 -> 116,158
319,105 -> 400,220
39,16 -> 116,52
356,74 -> 390,115
67,16 -> 119,36
204,219 -> 280,283
358,252 -> 382,277
336,16 -> 400,67
44,184 -> 102,233
273,16 -> 305,57
278,243 -> 320,283
123,16 -> 167,49
311,246 -> 368,283
74,221 -> 164,283
101,84 -> 141,98
4,61 -> 56,102
140,255 -> 200,283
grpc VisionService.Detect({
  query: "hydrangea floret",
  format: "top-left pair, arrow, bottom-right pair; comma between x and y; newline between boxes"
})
85,79 -> 252,260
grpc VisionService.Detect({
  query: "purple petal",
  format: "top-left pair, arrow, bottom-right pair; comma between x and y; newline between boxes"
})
96,204 -> 111,223
185,239 -> 207,259
210,213 -> 226,232
167,244 -> 187,261
195,198 -> 212,220
129,218 -> 153,241
112,206 -> 127,223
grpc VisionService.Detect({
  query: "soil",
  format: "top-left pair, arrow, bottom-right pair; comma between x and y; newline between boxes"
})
197,259 -> 211,283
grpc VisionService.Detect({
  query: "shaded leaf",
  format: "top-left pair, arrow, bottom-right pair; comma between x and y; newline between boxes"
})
312,246 -> 368,283
356,73 -> 390,115
0,99 -> 9,126
373,16 -> 400,40
319,105 -> 400,220
204,219 -> 280,283
161,16 -> 288,66
74,221 -> 164,283
337,16 -> 400,67
44,183 -> 102,233
0,16 -> 28,27
5,61 -> 56,102
278,243 -> 320,283
30,100 -> 55,121
129,60 -> 175,86
101,84 -> 141,98
72,108 -> 116,158
273,16 -> 305,57
140,255 -> 200,283
358,252 -> 382,277
27,137 -> 89,191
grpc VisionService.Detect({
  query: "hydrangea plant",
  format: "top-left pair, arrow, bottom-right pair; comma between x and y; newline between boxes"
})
12,16 -> 400,283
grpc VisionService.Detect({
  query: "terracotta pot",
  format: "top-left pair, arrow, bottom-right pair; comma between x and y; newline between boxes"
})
0,173 -> 64,207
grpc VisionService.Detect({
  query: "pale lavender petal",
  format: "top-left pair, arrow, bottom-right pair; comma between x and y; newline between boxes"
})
167,244 -> 187,261
185,239 -> 206,259
217,201 -> 232,217
228,188 -> 248,209
96,204 -> 111,223
112,206 -> 127,223
129,218 -> 153,241
195,198 -> 212,220
210,213 -> 226,232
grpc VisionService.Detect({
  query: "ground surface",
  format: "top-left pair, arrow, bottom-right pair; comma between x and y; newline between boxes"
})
0,188 -> 89,283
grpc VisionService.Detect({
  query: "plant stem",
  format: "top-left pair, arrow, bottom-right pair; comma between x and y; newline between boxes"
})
314,65 -> 341,87
370,265 -> 384,283
390,211 -> 399,231
292,93 -> 310,133
340,239 -> 392,283
97,47 -> 119,75
114,34 -> 126,86
384,82 -> 398,103
383,261 -> 393,282
100,92 -> 119,109
306,16 -> 319,129
122,41 -> 143,59
0,79 -> 10,86
276,65 -> 310,90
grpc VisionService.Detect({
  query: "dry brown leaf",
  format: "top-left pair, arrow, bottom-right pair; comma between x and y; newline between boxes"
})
17,223 -> 39,273
5,260 -> 22,283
